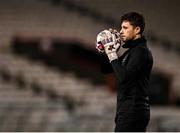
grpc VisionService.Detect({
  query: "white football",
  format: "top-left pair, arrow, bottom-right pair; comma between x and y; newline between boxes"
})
96,30 -> 112,51
96,30 -> 112,44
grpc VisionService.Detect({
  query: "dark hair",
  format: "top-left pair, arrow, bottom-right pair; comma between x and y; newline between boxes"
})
120,12 -> 145,34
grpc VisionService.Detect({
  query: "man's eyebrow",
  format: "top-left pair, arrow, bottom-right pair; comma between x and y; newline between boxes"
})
122,25 -> 128,28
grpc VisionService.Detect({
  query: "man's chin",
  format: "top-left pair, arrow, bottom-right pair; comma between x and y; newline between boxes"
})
121,37 -> 126,42
122,37 -> 132,42
122,38 -> 127,42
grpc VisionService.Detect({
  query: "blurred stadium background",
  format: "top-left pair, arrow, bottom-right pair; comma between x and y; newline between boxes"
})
0,0 -> 180,131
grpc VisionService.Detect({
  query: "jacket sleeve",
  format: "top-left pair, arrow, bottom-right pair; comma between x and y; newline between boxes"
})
110,47 -> 147,83
98,53 -> 113,74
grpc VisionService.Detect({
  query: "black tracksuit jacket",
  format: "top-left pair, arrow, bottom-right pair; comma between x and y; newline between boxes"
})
99,37 -> 153,132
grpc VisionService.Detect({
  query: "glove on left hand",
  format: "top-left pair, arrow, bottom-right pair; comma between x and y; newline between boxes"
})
103,31 -> 121,62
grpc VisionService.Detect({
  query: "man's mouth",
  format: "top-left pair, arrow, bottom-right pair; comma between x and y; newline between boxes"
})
121,36 -> 125,38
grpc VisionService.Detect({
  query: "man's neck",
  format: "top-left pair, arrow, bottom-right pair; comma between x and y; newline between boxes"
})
133,34 -> 141,40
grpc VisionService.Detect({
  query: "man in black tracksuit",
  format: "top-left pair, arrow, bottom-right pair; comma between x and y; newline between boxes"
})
98,12 -> 153,131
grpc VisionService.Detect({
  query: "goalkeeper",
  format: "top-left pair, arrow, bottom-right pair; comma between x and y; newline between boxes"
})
96,12 -> 153,132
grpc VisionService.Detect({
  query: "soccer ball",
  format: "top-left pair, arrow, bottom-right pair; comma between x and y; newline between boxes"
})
96,30 -> 112,52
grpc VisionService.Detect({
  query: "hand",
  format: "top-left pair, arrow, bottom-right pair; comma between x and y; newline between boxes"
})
109,28 -> 121,45
103,33 -> 121,62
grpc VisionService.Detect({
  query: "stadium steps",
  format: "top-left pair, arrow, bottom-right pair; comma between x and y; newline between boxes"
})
148,39 -> 180,100
0,49 -> 116,131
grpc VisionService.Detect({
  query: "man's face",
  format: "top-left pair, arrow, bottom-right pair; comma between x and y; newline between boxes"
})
120,21 -> 139,42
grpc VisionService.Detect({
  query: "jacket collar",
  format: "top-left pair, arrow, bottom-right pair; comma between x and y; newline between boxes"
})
122,36 -> 147,49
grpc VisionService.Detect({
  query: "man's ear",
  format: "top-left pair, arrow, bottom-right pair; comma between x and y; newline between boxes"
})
135,26 -> 141,35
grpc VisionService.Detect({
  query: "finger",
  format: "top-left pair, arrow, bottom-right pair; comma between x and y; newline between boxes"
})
111,34 -> 116,43
116,43 -> 121,48
109,28 -> 113,33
